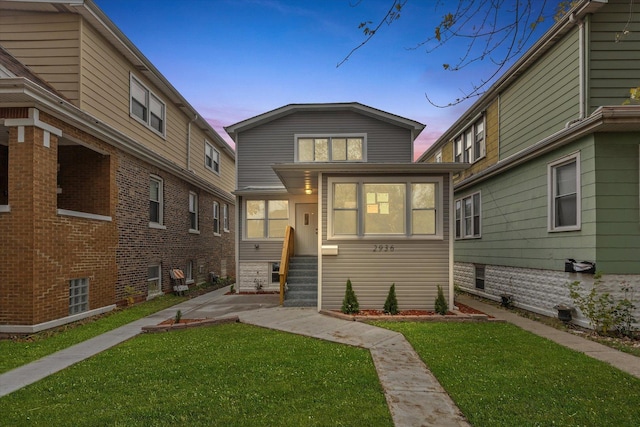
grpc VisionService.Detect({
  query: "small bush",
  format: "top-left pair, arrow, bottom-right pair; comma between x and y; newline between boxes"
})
341,279 -> 360,314
434,285 -> 448,315
383,284 -> 399,315
174,310 -> 182,323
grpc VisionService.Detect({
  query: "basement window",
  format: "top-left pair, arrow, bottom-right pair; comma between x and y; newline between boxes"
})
475,265 -> 485,290
69,278 -> 89,315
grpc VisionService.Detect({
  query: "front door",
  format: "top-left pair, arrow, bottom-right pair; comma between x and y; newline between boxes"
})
295,203 -> 317,255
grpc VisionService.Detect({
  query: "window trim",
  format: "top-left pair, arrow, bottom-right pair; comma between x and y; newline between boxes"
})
149,175 -> 165,228
452,114 -> 485,164
147,264 -> 162,298
327,176 -> 443,240
223,203 -> 230,232
435,150 -> 442,163
130,73 -> 166,137
244,199 -> 290,240
204,140 -> 220,174
185,260 -> 194,284
548,152 -> 581,232
213,201 -> 221,235
189,191 -> 199,232
294,133 -> 367,163
455,192 -> 481,239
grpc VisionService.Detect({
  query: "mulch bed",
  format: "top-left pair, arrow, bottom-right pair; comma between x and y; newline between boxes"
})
323,302 -> 493,322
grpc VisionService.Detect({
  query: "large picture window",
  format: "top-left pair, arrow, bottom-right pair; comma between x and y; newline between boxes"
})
455,192 -> 481,239
548,153 -> 580,231
329,178 -> 441,238
296,135 -> 364,162
130,74 -> 165,136
245,199 -> 289,239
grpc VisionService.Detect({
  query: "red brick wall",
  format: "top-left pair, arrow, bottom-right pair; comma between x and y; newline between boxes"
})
0,144 -> 7,205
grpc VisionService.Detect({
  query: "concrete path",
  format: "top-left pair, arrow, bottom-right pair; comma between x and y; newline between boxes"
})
458,294 -> 640,379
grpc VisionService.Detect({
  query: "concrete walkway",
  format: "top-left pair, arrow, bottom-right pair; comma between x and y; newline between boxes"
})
458,294 -> 640,379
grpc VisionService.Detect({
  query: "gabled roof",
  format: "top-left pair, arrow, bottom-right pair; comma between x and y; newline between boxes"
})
418,0 -> 607,162
225,102 -> 426,142
0,0 -> 234,157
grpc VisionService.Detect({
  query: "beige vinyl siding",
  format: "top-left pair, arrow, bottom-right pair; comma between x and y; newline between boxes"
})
589,0 -> 640,111
0,11 -> 80,103
80,19 -> 234,194
320,174 -> 451,310
499,28 -> 580,160
455,137 -> 596,270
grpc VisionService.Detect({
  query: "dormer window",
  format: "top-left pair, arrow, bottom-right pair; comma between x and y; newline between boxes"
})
296,135 -> 365,162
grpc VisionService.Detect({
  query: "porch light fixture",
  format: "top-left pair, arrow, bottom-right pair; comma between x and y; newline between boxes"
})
305,188 -> 312,195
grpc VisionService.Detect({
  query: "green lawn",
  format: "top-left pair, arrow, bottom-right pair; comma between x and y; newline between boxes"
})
0,323 -> 392,427
0,294 -> 188,374
377,321 -> 640,427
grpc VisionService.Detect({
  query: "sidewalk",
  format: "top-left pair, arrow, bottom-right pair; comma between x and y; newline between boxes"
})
458,294 -> 640,379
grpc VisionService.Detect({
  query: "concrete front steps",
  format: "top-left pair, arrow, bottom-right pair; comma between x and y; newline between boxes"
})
283,256 -> 317,307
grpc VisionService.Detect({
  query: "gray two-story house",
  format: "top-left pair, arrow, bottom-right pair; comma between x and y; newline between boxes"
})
226,103 -> 466,311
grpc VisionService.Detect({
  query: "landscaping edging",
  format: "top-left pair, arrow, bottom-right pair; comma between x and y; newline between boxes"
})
320,309 -> 495,322
142,316 -> 239,333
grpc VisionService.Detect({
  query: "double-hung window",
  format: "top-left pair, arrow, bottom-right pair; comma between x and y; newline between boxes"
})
453,116 -> 485,163
213,201 -> 220,235
245,199 -> 289,239
548,153 -> 580,231
223,204 -> 229,232
147,265 -> 162,297
205,141 -> 220,173
455,192 -> 481,239
149,175 -> 163,226
297,135 -> 365,162
329,178 -> 441,238
130,74 -> 165,136
189,192 -> 199,231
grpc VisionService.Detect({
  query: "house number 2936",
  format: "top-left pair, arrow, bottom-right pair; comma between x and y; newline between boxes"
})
373,244 -> 394,252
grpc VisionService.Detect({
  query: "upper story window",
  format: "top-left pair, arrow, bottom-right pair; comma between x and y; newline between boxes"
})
205,141 -> 220,174
455,192 -> 481,239
548,153 -> 580,232
435,150 -> 442,163
245,199 -> 289,239
328,177 -> 442,239
130,74 -> 165,136
296,135 -> 365,162
453,116 -> 485,163
149,175 -> 164,227
189,192 -> 199,232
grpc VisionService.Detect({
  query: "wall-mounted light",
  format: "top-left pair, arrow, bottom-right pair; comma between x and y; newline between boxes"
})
305,188 -> 312,195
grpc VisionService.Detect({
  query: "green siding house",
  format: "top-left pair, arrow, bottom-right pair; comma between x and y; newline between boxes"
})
420,0 -> 640,328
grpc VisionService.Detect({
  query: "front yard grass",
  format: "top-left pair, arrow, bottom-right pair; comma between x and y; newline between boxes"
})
377,321 -> 640,427
0,323 -> 392,427
0,294 -> 188,374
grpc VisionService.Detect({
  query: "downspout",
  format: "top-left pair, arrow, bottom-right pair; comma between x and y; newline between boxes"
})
187,114 -> 198,171
449,171 -> 455,309
566,14 -> 586,128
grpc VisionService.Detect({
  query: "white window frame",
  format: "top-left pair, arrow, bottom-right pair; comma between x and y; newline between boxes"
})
548,152 -> 581,232
147,264 -> 162,298
130,74 -> 165,137
223,203 -> 230,232
69,278 -> 89,315
453,115 -> 485,164
205,141 -> 220,174
213,201 -> 220,235
149,175 -> 165,228
185,260 -> 194,284
455,192 -> 481,239
327,176 -> 443,240
270,262 -> 280,283
295,134 -> 366,163
244,199 -> 290,240
189,191 -> 199,232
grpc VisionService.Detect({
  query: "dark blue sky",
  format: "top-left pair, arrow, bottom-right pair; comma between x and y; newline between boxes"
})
94,0 -> 556,158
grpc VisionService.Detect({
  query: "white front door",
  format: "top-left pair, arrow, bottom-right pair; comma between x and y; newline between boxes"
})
295,203 -> 317,255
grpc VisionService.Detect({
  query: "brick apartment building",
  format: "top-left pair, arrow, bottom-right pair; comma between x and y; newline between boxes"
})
0,0 -> 235,333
